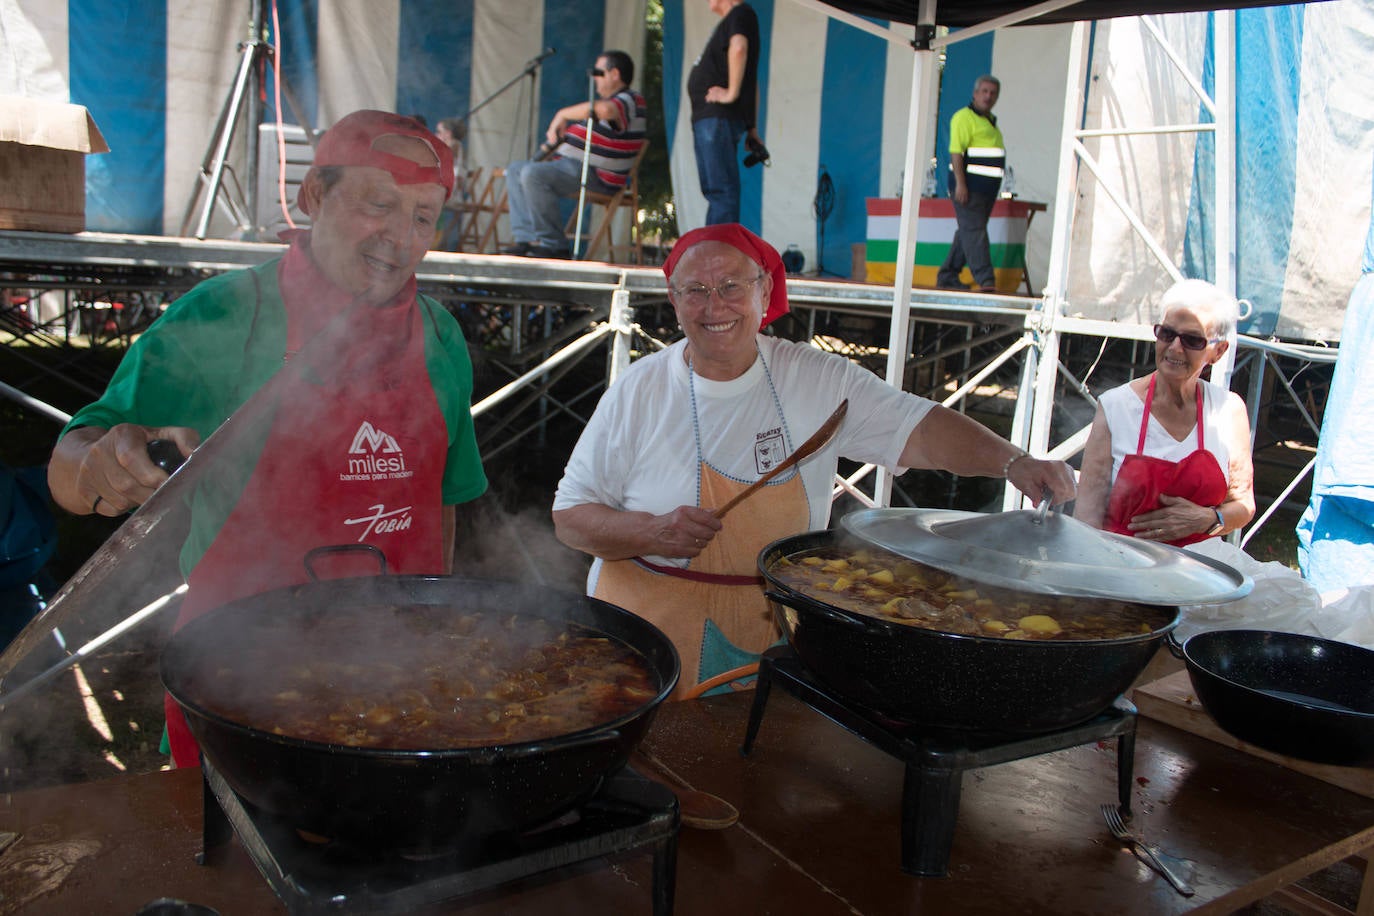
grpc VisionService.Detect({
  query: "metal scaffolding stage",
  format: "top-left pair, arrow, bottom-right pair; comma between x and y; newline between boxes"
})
1,229 -> 1334,545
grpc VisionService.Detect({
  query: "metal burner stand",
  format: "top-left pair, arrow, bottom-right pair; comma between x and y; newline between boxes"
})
741,646 -> 1137,877
198,760 -> 679,914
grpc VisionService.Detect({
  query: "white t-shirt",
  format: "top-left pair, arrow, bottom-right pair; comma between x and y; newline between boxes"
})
553,336 -> 936,588
1099,378 -> 1233,485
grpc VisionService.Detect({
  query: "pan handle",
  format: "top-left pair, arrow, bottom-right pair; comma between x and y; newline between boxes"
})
303,544 -> 388,581
147,438 -> 188,475
1165,630 -> 1186,660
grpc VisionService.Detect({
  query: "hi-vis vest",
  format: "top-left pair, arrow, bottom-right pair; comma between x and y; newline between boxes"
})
948,104 -> 1005,198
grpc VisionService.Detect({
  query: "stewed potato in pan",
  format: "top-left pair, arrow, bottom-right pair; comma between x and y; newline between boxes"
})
768,545 -> 1170,641
185,605 -> 658,750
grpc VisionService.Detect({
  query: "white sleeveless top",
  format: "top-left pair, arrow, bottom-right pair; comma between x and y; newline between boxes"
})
1099,378 -> 1232,485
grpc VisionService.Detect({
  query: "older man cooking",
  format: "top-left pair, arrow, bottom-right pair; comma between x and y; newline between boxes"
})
47,110 -> 487,765
552,224 -> 1074,698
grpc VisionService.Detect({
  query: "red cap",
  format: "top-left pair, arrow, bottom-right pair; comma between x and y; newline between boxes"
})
663,224 -> 790,329
309,110 -> 454,200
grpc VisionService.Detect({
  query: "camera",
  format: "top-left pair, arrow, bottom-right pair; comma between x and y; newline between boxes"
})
743,136 -> 770,168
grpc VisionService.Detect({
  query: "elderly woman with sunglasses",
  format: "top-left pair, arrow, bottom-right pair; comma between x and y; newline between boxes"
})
1075,278 -> 1255,546
552,224 -> 1075,700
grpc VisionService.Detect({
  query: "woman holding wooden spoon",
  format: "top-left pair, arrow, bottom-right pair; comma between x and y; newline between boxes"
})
552,224 -> 1075,702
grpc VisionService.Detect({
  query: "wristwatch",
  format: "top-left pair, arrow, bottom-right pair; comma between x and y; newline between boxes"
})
1206,506 -> 1225,536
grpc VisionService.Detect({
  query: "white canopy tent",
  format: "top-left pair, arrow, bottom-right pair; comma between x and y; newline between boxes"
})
783,0 -> 1351,529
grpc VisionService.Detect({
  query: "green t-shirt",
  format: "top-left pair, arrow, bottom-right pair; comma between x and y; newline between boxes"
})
63,258 -> 487,574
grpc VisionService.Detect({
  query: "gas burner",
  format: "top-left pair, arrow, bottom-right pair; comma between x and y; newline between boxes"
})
198,760 -> 679,914
741,646 -> 1137,877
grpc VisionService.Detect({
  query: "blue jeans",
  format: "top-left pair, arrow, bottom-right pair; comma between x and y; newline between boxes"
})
505,157 -> 613,250
937,190 -> 998,288
693,117 -> 747,226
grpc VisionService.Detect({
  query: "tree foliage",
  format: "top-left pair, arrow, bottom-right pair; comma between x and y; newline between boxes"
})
639,0 -> 678,245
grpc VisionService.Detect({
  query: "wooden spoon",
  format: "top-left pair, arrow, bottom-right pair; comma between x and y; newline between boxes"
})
713,399 -> 849,519
631,749 -> 739,830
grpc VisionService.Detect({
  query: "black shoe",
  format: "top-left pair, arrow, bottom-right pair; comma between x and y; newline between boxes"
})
502,242 -> 532,256
524,245 -> 571,259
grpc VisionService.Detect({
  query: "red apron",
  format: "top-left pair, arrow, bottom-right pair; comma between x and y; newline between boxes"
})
1104,374 -> 1227,548
164,249 -> 447,767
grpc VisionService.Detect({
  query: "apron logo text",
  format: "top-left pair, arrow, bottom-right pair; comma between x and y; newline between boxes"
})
754,428 -> 784,474
344,504 -> 414,542
341,420 -> 415,482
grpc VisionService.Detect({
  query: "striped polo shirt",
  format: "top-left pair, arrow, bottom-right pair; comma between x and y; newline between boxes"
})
554,89 -> 647,189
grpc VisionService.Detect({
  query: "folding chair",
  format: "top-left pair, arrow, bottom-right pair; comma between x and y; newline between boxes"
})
449,167 -> 508,254
567,142 -> 649,264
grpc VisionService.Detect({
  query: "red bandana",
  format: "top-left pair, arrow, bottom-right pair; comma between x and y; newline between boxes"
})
664,224 -> 790,329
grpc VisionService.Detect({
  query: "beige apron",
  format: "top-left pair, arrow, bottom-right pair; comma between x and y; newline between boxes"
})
596,349 -> 814,698
595,462 -> 808,699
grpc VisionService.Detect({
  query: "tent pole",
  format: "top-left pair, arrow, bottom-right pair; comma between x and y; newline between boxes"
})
1008,20 -> 1091,511
877,0 -> 939,508
1213,10 -> 1239,384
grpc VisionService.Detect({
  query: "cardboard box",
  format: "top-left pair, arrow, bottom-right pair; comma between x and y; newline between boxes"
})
0,96 -> 108,233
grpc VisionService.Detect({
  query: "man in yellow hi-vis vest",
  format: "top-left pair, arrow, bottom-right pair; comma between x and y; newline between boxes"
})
937,75 -> 1006,293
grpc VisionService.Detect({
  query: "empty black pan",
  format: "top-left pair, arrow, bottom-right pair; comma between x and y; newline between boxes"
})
1170,629 -> 1374,766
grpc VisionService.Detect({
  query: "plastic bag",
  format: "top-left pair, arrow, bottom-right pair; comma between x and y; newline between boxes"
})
1173,538 -> 1324,643
1309,587 -> 1374,650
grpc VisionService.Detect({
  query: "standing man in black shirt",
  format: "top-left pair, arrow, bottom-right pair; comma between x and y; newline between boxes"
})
688,0 -> 765,226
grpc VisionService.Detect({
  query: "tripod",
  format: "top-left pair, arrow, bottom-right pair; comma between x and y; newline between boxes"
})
179,0 -> 312,241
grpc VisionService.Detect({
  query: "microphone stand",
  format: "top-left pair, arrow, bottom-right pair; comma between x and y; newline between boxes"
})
464,49 -> 555,160
572,69 -> 598,260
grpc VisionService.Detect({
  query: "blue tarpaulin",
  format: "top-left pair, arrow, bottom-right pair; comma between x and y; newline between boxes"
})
1298,161 -> 1374,591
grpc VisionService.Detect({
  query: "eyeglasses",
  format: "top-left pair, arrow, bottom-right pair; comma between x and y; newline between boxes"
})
1153,323 -> 1217,351
670,274 -> 766,308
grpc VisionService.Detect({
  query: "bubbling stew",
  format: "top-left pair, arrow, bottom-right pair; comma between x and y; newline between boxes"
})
769,545 -> 1169,640
184,605 -> 658,749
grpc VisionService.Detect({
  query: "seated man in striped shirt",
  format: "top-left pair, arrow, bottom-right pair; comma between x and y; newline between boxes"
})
503,50 -> 647,259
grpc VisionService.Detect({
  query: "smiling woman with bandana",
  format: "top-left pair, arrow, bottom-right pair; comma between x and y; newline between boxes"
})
1075,279 -> 1256,546
47,111 -> 488,766
552,224 -> 1076,699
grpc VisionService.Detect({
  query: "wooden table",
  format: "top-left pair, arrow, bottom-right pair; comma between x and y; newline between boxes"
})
4,690 -> 1374,915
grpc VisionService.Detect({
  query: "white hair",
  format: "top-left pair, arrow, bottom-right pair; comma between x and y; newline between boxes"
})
1159,279 -> 1238,339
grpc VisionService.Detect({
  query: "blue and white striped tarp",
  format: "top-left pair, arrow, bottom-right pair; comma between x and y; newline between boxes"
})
2,0 -> 645,239
1068,2 -> 1374,341
5,0 -> 1373,341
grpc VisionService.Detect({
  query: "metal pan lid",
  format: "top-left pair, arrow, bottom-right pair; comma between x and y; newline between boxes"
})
840,507 -> 1252,605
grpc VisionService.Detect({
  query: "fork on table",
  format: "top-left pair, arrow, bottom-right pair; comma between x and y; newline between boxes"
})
1101,802 -> 1195,896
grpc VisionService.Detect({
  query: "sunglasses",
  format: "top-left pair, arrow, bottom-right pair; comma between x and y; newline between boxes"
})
1153,324 -> 1216,351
